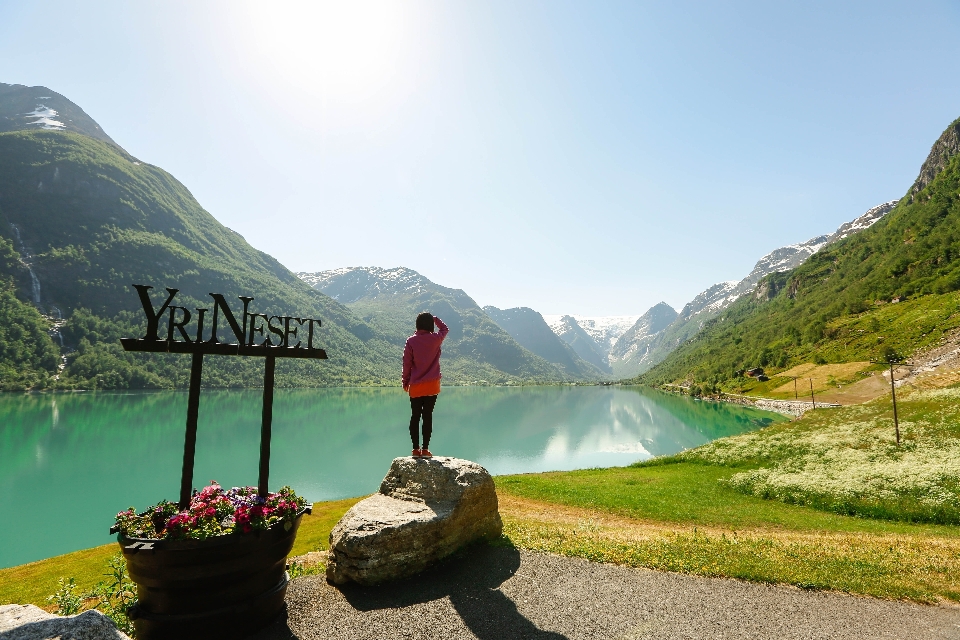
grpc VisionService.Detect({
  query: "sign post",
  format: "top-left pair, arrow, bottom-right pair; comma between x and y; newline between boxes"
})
122,284 -> 328,507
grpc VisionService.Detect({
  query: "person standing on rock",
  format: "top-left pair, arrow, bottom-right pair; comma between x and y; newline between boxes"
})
402,312 -> 449,458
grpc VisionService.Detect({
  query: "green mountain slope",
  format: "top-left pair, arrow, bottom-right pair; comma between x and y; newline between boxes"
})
0,276 -> 60,392
483,305 -> 603,379
640,116 -> 960,389
0,129 -> 400,389
299,267 -> 574,383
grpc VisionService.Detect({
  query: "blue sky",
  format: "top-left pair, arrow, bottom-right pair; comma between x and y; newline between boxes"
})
1,1 -> 959,315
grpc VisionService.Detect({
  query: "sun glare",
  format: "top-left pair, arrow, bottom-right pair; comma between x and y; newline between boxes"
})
232,1 -> 418,113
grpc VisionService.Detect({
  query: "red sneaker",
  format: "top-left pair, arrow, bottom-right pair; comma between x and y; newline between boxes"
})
411,449 -> 422,457
420,449 -> 433,458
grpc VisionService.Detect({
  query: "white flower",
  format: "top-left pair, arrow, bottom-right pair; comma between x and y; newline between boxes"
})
682,388 -> 960,516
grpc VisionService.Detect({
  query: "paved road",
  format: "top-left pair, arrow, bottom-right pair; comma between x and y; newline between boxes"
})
254,546 -> 960,640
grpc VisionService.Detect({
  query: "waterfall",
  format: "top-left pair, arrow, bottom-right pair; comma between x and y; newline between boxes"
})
9,223 -> 42,307
10,224 -> 67,372
28,271 -> 41,306
49,306 -> 65,347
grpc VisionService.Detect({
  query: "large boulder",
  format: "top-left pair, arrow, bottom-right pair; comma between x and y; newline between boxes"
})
0,604 -> 131,639
326,456 -> 503,585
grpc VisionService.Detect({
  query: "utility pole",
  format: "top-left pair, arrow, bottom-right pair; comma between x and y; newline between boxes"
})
793,377 -> 798,401
871,354 -> 913,447
889,361 -> 900,446
809,378 -> 815,409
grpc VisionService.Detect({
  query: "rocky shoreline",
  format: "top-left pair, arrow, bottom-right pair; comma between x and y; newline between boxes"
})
720,393 -> 840,417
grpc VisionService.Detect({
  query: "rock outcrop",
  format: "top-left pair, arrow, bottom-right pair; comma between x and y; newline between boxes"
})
0,604 -> 131,640
911,116 -> 960,196
326,456 -> 503,586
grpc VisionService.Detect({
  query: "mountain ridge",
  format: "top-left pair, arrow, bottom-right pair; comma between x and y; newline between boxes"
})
0,127 -> 402,389
298,266 -> 579,383
609,199 -> 899,379
482,305 -> 603,379
607,302 -> 678,377
639,114 -> 960,389
541,315 -> 612,373
0,83 -> 117,147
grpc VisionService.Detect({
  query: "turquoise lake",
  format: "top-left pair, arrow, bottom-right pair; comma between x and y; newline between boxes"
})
0,386 -> 785,568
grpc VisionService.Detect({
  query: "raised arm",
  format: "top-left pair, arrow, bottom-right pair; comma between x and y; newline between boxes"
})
434,316 -> 449,341
402,340 -> 413,389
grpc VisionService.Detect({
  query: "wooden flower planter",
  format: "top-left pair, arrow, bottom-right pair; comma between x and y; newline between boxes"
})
116,508 -> 308,640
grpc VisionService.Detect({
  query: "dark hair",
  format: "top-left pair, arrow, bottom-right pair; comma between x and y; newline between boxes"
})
416,312 -> 434,332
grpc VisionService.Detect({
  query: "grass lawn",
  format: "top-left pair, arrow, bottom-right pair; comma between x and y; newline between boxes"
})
496,463 -> 958,536
492,387 -> 960,603
495,463 -> 960,602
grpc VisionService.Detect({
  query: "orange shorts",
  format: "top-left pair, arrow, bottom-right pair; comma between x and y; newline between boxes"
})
408,378 -> 441,398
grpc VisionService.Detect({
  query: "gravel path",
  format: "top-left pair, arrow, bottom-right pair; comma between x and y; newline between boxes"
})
252,545 -> 960,640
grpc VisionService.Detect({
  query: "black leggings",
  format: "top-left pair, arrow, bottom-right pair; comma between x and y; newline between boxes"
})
409,395 -> 438,449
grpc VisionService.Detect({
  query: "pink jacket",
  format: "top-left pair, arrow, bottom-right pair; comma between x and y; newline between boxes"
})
402,317 -> 449,387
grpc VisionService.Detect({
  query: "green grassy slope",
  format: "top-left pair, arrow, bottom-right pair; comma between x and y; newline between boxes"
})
0,130 -> 400,389
639,116 -> 960,389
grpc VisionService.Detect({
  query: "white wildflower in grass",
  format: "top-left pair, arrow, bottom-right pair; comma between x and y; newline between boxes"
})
683,387 -> 960,523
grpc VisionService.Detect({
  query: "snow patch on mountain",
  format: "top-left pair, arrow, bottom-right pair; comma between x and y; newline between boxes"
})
298,266 -> 436,302
23,104 -> 65,130
609,302 -> 678,364
828,200 -> 898,241
543,315 -> 639,351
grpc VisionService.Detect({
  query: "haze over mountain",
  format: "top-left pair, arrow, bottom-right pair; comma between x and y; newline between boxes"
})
2,81 -> 954,394
482,306 -> 603,379
641,115 -> 960,389
298,266 -> 582,383
607,303 -> 679,378
540,315 -> 612,374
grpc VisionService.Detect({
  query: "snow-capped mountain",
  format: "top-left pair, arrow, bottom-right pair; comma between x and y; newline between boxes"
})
607,303 -> 678,377
542,315 -> 639,351
541,315 -> 612,373
0,82 -> 117,146
609,200 -> 900,379
297,266 -> 435,303
826,201 -> 898,243
297,266 -> 600,382
674,281 -> 741,322
696,200 -> 898,322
